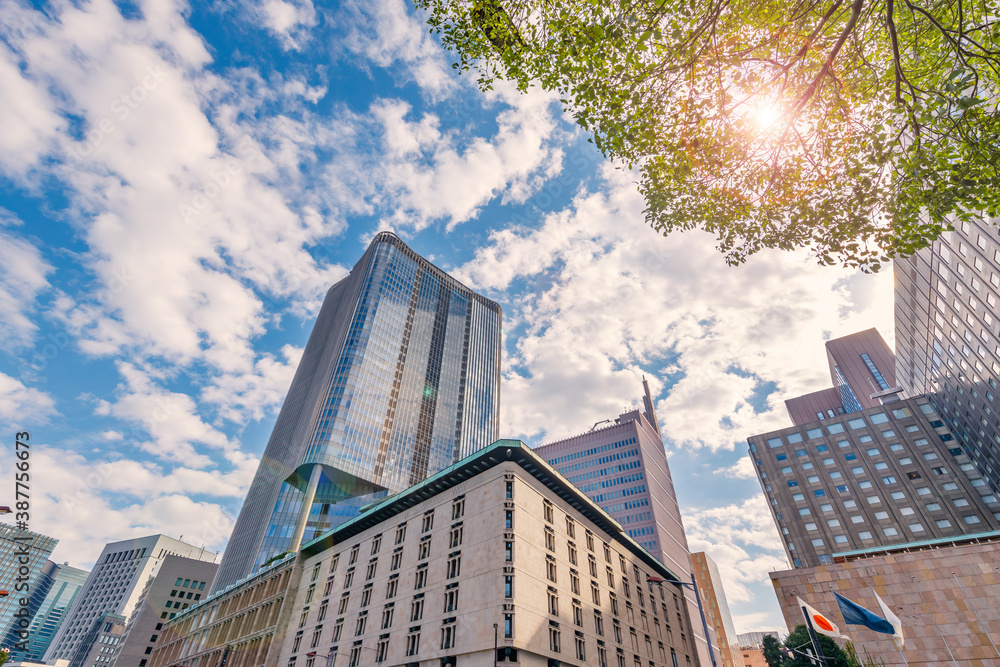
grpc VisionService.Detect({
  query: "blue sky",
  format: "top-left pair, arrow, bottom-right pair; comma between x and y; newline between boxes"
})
0,0 -> 896,634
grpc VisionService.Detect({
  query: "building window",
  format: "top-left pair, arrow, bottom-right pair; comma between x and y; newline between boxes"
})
505,480 -> 514,499
549,627 -> 561,653
391,549 -> 403,571
576,636 -> 587,660
381,606 -> 394,630
504,575 -> 513,598
360,587 -> 372,607
422,511 -> 434,533
410,598 -> 425,622
419,537 -> 431,560
586,531 -> 595,551
566,516 -> 576,538
505,540 -> 514,562
355,613 -> 367,636
544,501 -> 554,523
545,528 -> 556,551
366,560 -> 378,580
592,583 -> 601,605
415,567 -> 428,590
449,526 -> 463,548
395,524 -> 406,545
571,571 -> 581,595
441,620 -> 456,649
371,535 -> 382,555
573,601 -> 584,626
603,543 -> 612,562
444,588 -> 459,613
568,542 -> 578,565
452,497 -> 465,520
547,558 -> 558,583
405,630 -> 420,656
447,555 -> 461,578
504,613 -> 514,638
376,638 -> 388,662
549,589 -> 560,615
505,509 -> 514,529
349,546 -> 360,565
386,577 -> 398,599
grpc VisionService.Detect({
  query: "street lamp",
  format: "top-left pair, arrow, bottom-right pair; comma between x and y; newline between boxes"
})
647,574 -> 718,667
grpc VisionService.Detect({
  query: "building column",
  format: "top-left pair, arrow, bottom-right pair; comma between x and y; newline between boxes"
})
289,465 -> 323,552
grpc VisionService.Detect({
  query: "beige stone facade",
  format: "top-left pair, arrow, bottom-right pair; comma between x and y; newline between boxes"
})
280,440 -> 698,667
147,555 -> 299,667
769,540 -> 1000,666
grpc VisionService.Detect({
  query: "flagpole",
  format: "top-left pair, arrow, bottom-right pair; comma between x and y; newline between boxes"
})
910,576 -> 958,667
801,603 -> 829,666
951,571 -> 1000,659
868,586 -> 908,667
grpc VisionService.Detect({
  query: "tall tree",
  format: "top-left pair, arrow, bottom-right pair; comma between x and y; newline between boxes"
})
415,0 -> 1000,269
763,634 -> 786,667
783,624 -> 853,667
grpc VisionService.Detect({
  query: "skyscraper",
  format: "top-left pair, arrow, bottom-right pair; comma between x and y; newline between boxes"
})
43,535 -> 216,666
214,232 -> 502,592
534,380 -> 711,667
691,552 -> 739,667
3,560 -> 89,662
0,524 -> 58,644
894,214 -> 1000,491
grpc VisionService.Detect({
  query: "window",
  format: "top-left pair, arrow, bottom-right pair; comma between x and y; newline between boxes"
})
589,555 -> 598,577
452,497 -> 465,520
371,535 -> 382,555
418,538 -> 431,560
963,515 -> 982,525
571,571 -> 581,595
505,509 -> 514,529
506,480 -> 514,499
935,519 -> 953,528
568,542 -> 578,565
867,496 -> 881,505
573,600 -> 584,626
952,498 -> 970,507
544,501 -> 554,523
890,491 -> 905,500
850,515 -> 864,524
405,630 -> 420,656
449,526 -> 463,548
882,476 -> 897,485
505,541 -> 514,562
444,587 -> 459,613
925,503 -> 942,511
586,530 -> 595,551
441,620 -> 456,649
422,511 -> 434,533
547,558 -> 558,583
504,575 -> 513,598
376,638 -> 389,662
381,605 -> 395,629
566,516 -> 577,538
355,612 -> 368,636
366,560 -> 378,581
859,531 -> 873,540
333,619 -> 344,642
349,546 -> 359,565
548,589 -> 560,615
576,636 -> 587,660
792,493 -> 805,502
415,566 -> 428,590
360,587 -> 372,607
781,466 -> 793,474
592,582 -> 601,605
504,613 -> 514,638
395,524 -> 407,545
447,555 -> 461,578
410,598 -> 424,622
811,538 -> 824,547
386,576 -> 398,599
549,626 -> 562,653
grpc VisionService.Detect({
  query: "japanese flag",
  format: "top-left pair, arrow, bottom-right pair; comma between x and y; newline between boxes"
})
797,597 -> 847,639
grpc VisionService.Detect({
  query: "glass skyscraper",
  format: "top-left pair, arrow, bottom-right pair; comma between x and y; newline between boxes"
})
894,214 -> 1000,492
214,232 -> 502,592
4,560 -> 89,661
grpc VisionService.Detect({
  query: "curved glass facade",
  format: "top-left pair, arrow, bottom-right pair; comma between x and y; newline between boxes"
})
217,232 -> 502,588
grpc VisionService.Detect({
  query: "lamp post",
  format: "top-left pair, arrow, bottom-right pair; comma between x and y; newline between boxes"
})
647,575 -> 718,667
493,623 -> 498,667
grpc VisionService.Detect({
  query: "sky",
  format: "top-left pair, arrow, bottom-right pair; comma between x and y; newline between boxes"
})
0,0 -> 896,635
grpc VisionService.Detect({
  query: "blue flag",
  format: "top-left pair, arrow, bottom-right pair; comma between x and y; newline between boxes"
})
835,593 -> 895,634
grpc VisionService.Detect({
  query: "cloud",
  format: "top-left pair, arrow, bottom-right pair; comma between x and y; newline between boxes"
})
338,0 -> 456,95
200,344 -> 304,423
256,0 -> 317,50
457,166 -> 895,447
0,371 -> 57,422
94,362 -> 232,467
0,225 -> 53,351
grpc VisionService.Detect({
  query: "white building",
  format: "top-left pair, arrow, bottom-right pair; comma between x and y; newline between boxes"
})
44,535 -> 216,667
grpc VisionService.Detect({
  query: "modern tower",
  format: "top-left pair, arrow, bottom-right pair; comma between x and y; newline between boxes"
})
691,552 -> 739,667
43,535 -> 216,666
0,524 -> 58,643
214,232 -> 502,592
3,560 -> 89,661
894,214 -> 1000,491
534,380 -> 711,667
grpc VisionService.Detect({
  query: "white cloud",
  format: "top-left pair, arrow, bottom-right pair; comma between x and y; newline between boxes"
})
339,0 -> 456,95
95,362 -> 232,466
458,166 -> 895,446
200,344 -> 304,423
257,0 -> 317,50
0,40 -> 65,178
0,226 -> 52,351
0,371 -> 57,422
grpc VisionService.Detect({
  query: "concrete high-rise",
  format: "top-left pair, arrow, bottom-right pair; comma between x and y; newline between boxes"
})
894,215 -> 1000,491
3,560 -> 89,661
43,535 -> 216,667
0,525 -> 58,644
534,380 -> 711,666
691,552 -> 739,667
214,232 -> 502,592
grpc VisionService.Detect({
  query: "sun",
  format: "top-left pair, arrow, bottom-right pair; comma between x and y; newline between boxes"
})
753,103 -> 783,130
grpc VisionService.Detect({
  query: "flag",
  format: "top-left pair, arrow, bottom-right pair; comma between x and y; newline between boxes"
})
797,597 -> 846,639
835,593 -> 895,634
874,591 -> 904,647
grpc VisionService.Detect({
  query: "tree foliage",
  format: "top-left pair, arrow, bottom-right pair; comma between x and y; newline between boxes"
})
763,634 -> 785,667
415,0 -> 1000,268
782,625 -> 853,667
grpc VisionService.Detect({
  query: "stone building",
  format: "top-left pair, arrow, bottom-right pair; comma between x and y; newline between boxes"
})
152,440 -> 699,667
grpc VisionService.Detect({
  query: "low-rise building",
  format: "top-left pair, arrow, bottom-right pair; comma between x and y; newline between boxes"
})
152,439 -> 698,667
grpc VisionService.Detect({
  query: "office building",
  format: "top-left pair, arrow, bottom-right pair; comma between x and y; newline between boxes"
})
214,231 -> 502,592
151,440 -> 698,667
691,552 -> 739,667
783,328 -> 900,426
533,380 -> 710,666
0,525 -> 58,643
108,555 -> 218,667
43,535 -> 216,667
894,215 -> 1000,490
4,561 -> 89,661
145,554 -> 298,667
750,394 -> 1000,568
